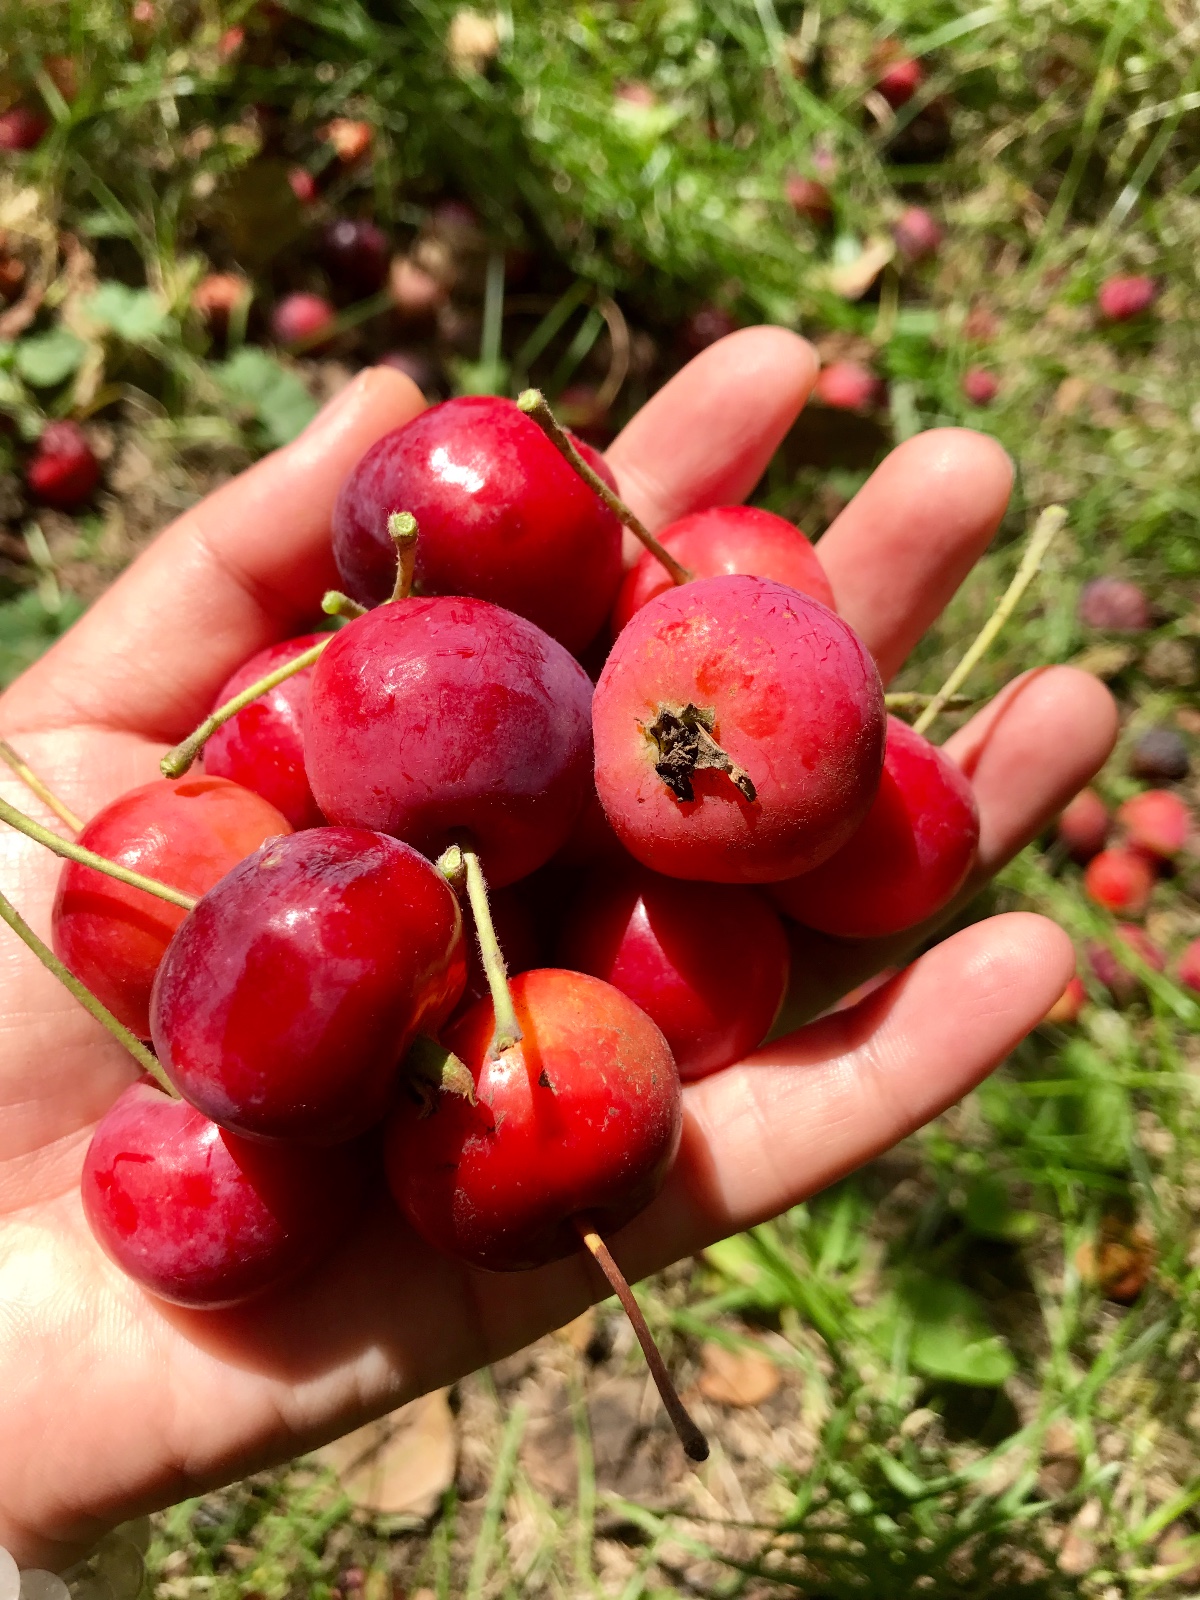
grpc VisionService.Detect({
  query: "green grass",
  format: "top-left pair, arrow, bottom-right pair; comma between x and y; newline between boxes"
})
4,1 -> 1200,1594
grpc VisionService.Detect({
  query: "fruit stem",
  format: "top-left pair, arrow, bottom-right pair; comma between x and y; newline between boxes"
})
573,1218 -> 709,1463
160,637 -> 330,778
0,794 -> 196,910
516,389 -> 693,587
388,511 -> 419,603
0,886 -> 176,1093
0,739 -> 83,832
914,504 -> 1066,737
460,847 -> 523,1054
884,691 -> 975,717
322,590 -> 367,620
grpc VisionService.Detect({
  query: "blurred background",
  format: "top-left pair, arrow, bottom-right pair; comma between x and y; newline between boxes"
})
3,2 -> 1200,1595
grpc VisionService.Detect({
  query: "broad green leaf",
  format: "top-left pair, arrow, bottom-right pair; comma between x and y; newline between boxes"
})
213,347 -> 319,446
14,328 -> 87,388
899,1273 -> 1016,1388
83,283 -> 170,344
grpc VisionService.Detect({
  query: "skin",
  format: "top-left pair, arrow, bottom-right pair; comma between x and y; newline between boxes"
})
0,331 -> 1117,1568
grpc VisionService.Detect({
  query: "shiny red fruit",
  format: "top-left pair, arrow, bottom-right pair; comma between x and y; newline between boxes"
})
331,396 -> 624,654
813,361 -> 882,411
0,107 -> 49,151
1117,790 -> 1190,860
1088,924 -> 1163,1003
785,175 -> 834,226
1043,974 -> 1086,1025
322,217 -> 390,297
305,596 -> 594,887
203,633 -> 325,830
1097,275 -> 1156,322
385,969 -> 681,1271
962,367 -> 999,406
82,1081 -> 364,1307
53,776 -> 291,1038
1056,787 -> 1109,862
770,717 -> 978,939
151,828 -> 466,1143
893,206 -> 942,262
1077,577 -> 1150,632
593,575 -> 885,884
271,291 -> 335,346
610,505 -> 835,637
1084,848 -> 1155,916
557,867 -> 789,1080
26,421 -> 101,509
876,57 -> 923,108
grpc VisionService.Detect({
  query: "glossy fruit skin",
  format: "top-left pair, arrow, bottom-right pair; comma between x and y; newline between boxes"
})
0,107 -> 49,151
322,217 -> 389,296
1129,728 -> 1189,782
271,291 -> 335,346
26,420 -> 100,509
770,717 -> 979,939
151,828 -> 466,1144
1084,847 -> 1155,916
813,361 -> 882,411
1043,974 -> 1086,1025
962,367 -> 999,406
1117,790 -> 1190,859
385,969 -> 681,1271
305,597 -> 594,887
331,396 -> 624,654
1077,577 -> 1150,632
610,506 -> 835,637
203,633 -> 325,830
893,206 -> 942,261
82,1081 -> 364,1308
593,575 -> 886,884
1097,275 -> 1156,322
557,867 -> 789,1080
53,776 -> 291,1038
1088,923 -> 1163,1003
1056,787 -> 1109,862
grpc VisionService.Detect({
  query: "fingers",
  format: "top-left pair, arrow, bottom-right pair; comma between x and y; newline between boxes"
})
625,911 -> 1072,1270
817,428 -> 1014,683
605,327 -> 818,553
2,368 -> 424,742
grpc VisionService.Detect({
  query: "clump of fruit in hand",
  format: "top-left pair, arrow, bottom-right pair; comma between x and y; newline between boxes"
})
1056,787 -> 1109,862
0,106 -> 49,150
611,505 -> 834,636
1043,973 -> 1086,1025
1077,577 -> 1151,632
304,596 -> 594,886
386,968 -> 680,1271
1097,275 -> 1156,322
813,361 -> 882,411
771,717 -> 979,939
322,217 -> 389,297
593,574 -> 885,884
331,396 -> 624,652
1117,790 -> 1190,860
271,291 -> 335,347
1088,924 -> 1163,1004
53,776 -> 291,1038
962,368 -> 999,406
1129,727 -> 1189,783
1084,847 -> 1155,916
26,420 -> 101,509
192,272 -> 249,335
893,206 -> 942,262
557,867 -> 789,1079
151,828 -> 466,1143
875,55 -> 923,108
202,633 -> 326,830
82,1081 -> 365,1308
785,174 -> 833,226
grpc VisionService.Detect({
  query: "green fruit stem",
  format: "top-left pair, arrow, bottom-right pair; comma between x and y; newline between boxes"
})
460,847 -> 523,1055
0,794 -> 196,910
0,739 -> 83,833
387,511 -> 419,603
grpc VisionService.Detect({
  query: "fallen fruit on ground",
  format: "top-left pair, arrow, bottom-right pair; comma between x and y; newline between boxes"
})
1083,847 -> 1156,916
1077,576 -> 1151,632
1117,789 -> 1190,860
26,420 -> 101,509
1056,787 -> 1110,862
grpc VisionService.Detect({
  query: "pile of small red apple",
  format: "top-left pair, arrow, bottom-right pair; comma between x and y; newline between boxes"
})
22,392 -> 982,1454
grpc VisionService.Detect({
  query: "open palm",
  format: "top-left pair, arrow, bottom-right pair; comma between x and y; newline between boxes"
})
0,330 -> 1116,1571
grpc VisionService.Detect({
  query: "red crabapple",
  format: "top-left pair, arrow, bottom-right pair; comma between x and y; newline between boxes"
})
770,717 -> 978,939
785,175 -> 834,226
385,968 -> 680,1271
962,368 -> 999,406
202,633 -> 325,830
1084,848 -> 1156,916
82,1081 -> 364,1307
1043,974 -> 1086,1025
26,421 -> 101,509
53,776 -> 291,1038
610,505 -> 835,636
1097,275 -> 1156,322
305,596 -> 594,886
271,291 -> 335,347
0,107 -> 49,150
322,217 -> 390,297
288,167 -> 318,205
592,574 -> 885,884
1088,924 -> 1163,1003
1056,787 -> 1110,862
331,396 -> 624,653
893,206 -> 942,262
557,867 -> 789,1079
1117,790 -> 1190,860
1129,728 -> 1190,783
151,828 -> 466,1143
1077,577 -> 1151,632
813,361 -> 882,411
876,57 -> 923,108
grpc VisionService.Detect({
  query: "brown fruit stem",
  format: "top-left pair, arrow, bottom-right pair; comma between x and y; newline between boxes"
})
516,388 -> 692,587
443,844 -> 523,1055
387,511 -> 419,602
913,504 -> 1066,737
0,738 -> 83,832
573,1218 -> 709,1463
0,886 -> 176,1093
0,793 -> 196,910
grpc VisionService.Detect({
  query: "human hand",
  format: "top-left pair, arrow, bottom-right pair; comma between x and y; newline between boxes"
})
0,329 -> 1116,1570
